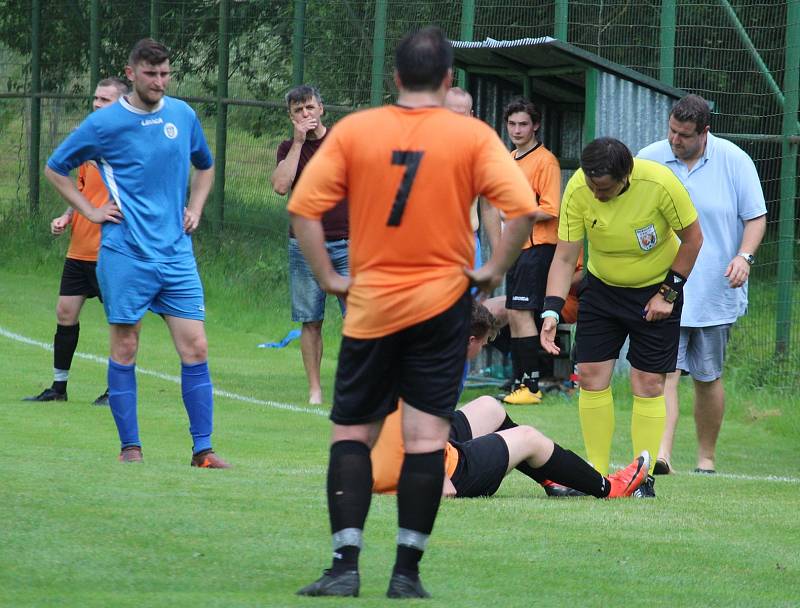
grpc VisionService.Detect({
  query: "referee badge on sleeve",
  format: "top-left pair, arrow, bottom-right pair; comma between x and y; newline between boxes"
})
635,224 -> 657,251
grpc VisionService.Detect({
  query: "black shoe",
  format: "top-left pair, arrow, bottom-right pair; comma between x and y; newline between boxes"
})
541,480 -> 586,498
297,569 -> 359,597
653,458 -> 672,475
92,389 -> 110,406
633,475 -> 656,498
387,572 -> 431,599
23,387 -> 67,402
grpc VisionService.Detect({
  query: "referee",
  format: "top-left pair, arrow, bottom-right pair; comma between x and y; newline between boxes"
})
540,137 -> 703,498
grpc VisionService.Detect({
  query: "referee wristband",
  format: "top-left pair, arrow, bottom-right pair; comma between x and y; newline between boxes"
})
540,310 -> 560,323
663,268 -> 687,295
542,296 -> 566,315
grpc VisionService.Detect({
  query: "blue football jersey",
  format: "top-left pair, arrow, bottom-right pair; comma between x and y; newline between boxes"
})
48,96 -> 213,262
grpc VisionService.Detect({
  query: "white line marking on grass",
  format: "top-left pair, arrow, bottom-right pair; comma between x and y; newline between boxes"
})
4,325 -> 799,481
608,462 -> 800,484
0,326 -> 328,418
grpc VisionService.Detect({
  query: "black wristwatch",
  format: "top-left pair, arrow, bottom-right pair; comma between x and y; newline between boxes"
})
658,284 -> 679,303
737,252 -> 755,265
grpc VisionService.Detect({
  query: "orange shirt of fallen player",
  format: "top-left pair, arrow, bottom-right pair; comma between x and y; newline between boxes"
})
512,144 -> 561,248
372,406 -> 460,494
288,105 -> 536,339
66,162 -> 109,261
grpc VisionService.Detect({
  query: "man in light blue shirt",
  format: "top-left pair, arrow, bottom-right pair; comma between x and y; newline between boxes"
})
45,38 -> 229,468
638,94 -> 766,474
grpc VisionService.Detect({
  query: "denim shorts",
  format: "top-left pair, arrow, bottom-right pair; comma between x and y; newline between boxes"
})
288,237 -> 349,323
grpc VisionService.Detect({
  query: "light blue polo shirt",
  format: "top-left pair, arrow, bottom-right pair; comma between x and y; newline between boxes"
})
638,133 -> 766,327
48,96 -> 213,262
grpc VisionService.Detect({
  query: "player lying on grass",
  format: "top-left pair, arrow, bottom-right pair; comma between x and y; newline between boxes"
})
371,300 -> 650,499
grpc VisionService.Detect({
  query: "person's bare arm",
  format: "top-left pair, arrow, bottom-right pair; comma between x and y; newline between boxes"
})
644,218 -> 704,321
44,166 -> 122,224
725,214 -> 766,288
540,240 -> 582,355
291,214 -> 351,296
183,167 -> 215,233
271,115 -> 318,195
465,214 -> 535,296
479,198 -> 501,253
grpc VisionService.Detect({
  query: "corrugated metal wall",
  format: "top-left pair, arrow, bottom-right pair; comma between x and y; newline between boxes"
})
594,72 -> 675,154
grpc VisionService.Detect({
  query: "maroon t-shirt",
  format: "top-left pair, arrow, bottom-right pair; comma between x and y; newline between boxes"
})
277,131 -> 349,240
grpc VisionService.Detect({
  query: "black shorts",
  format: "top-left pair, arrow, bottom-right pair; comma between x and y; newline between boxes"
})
331,291 -> 471,425
450,433 -> 509,498
505,244 -> 556,311
449,409 -> 473,442
575,272 -> 682,373
59,258 -> 101,300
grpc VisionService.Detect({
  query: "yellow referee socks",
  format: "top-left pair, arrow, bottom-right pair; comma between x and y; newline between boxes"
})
578,386 -> 615,477
631,394 -> 666,474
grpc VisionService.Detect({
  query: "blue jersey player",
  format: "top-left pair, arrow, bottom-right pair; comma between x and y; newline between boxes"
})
44,39 -> 228,468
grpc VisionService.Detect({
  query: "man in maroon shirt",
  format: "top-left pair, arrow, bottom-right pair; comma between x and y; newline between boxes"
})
271,85 -> 349,405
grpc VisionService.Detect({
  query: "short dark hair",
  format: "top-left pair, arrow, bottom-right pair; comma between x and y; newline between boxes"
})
470,300 -> 497,341
580,137 -> 634,181
97,77 -> 129,95
285,85 -> 322,109
502,97 -> 541,125
394,26 -> 453,92
670,94 -> 711,133
128,38 -> 170,66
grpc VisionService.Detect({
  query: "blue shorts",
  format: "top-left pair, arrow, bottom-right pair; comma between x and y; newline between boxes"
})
288,238 -> 348,323
97,247 -> 205,325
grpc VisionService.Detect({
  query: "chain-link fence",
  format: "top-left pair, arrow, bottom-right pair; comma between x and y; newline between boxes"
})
0,0 -> 797,391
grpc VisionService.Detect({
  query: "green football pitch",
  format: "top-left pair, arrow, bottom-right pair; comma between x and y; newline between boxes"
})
1,266 -> 798,607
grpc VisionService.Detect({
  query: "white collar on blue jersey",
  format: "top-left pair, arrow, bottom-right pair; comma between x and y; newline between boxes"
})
120,95 -> 165,115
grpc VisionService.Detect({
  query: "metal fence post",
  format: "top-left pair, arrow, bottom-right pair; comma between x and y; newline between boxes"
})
659,0 -> 675,86
370,0 -> 387,106
555,0 -> 568,41
150,0 -> 160,40
459,0 -> 475,87
292,0 -> 306,86
90,0 -> 100,91
213,0 -> 230,231
29,0 -> 41,214
776,0 -> 800,356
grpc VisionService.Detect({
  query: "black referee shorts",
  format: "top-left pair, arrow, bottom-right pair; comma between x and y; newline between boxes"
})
59,258 -> 102,300
575,272 -> 682,374
331,291 -> 471,425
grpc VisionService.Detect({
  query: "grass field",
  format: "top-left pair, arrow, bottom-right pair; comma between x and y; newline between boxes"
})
1,258 -> 799,608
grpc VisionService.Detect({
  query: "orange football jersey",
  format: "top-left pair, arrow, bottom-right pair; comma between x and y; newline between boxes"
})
67,162 -> 109,261
512,144 -> 561,248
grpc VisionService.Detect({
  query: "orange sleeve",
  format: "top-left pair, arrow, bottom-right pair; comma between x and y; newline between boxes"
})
533,155 -> 561,219
67,162 -> 105,262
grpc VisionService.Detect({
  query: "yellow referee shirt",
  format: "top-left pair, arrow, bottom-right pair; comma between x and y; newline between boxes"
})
559,159 -> 698,288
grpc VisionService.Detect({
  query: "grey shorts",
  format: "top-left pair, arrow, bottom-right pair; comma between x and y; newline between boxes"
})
677,324 -> 732,382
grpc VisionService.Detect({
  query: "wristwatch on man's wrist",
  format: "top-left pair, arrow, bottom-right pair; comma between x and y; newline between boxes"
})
658,284 -> 679,304
737,252 -> 755,265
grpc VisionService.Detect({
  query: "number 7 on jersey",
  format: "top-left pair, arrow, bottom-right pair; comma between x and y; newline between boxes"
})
387,150 -> 424,226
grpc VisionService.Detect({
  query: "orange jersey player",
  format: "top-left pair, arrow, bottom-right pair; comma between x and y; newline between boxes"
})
24,77 -> 128,406
289,26 -> 538,600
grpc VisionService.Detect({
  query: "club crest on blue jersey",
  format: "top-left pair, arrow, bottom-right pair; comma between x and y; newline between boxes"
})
164,123 -> 178,139
635,224 -> 657,251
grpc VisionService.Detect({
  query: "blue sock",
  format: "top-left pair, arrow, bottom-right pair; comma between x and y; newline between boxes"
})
108,359 -> 140,448
181,361 -> 214,454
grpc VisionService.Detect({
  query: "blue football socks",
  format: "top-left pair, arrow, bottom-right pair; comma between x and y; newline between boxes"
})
181,361 -> 214,454
108,359 -> 140,448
